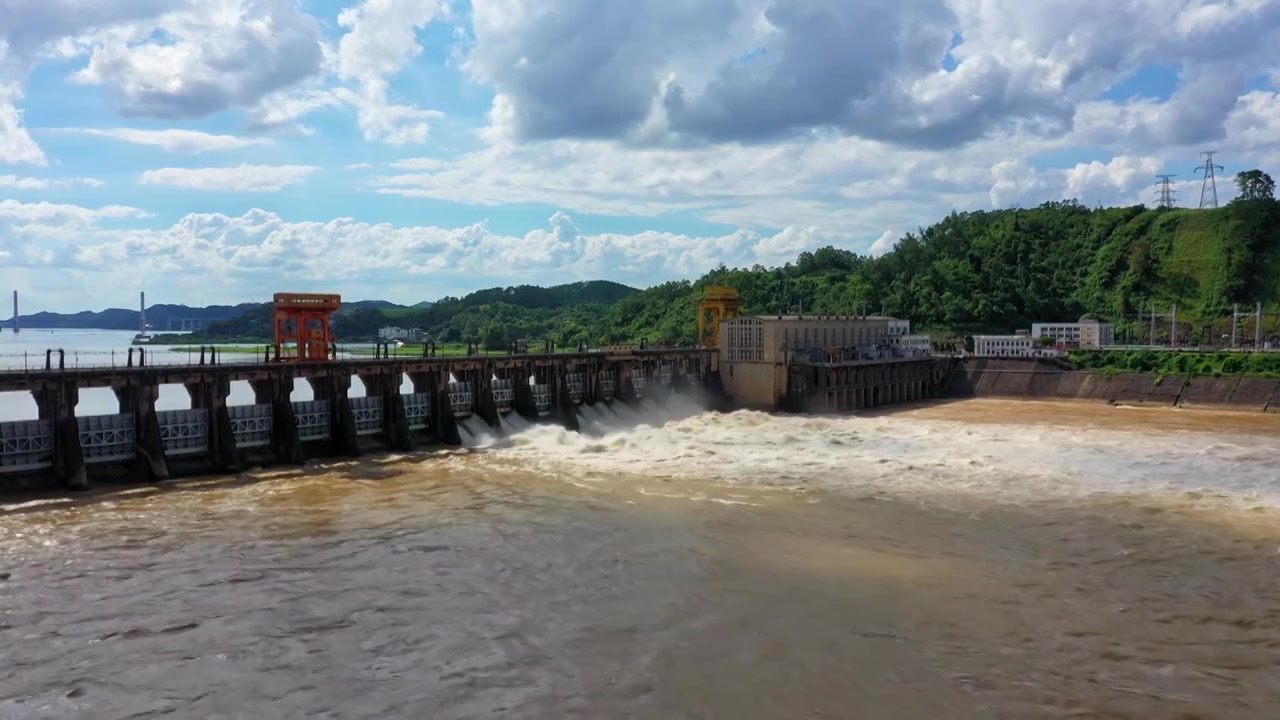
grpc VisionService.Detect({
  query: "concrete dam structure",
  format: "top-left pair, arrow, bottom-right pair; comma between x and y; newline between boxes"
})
0,346 -> 957,492
0,349 -> 723,491
947,357 -> 1280,413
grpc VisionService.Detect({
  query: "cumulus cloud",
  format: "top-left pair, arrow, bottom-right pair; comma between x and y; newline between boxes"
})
0,84 -> 47,165
330,0 -> 446,144
0,174 -> 103,190
868,230 -> 900,257
0,0 -> 322,162
0,204 -> 830,307
68,0 -> 324,120
139,164 -> 319,191
461,0 -> 1280,150
51,127 -> 271,153
367,83 -> 1279,238
0,199 -> 151,260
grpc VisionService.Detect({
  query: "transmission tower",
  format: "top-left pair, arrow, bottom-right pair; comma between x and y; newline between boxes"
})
1195,151 -> 1223,209
1154,174 -> 1177,208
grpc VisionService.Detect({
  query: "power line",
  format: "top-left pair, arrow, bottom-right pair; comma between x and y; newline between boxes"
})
1154,174 -> 1177,208
1194,151 -> 1224,209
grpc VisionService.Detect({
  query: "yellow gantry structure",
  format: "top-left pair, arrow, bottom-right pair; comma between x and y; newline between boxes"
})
698,285 -> 741,348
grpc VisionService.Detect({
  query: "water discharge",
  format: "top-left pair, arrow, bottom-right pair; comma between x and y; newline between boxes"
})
3,398 -> 1279,718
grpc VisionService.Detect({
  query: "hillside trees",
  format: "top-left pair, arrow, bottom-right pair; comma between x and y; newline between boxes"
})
187,193 -> 1280,346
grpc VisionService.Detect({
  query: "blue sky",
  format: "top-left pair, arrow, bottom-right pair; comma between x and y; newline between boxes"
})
2,0 -> 1279,312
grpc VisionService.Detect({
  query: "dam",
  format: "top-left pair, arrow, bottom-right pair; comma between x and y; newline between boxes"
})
0,288 -> 953,491
0,346 -> 949,491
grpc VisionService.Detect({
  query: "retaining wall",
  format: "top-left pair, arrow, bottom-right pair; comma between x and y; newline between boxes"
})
945,358 -> 1280,413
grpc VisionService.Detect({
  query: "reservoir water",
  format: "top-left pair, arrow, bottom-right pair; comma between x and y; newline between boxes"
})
3,331 -> 1280,718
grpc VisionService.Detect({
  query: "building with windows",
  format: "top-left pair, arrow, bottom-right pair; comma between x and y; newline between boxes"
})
973,334 -> 1066,358
718,315 -> 896,407
1031,320 -> 1114,349
891,333 -> 932,357
377,326 -> 427,342
887,318 -> 911,337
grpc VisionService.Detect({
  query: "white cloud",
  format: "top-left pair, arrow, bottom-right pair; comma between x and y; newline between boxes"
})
0,0 -> 322,162
68,0 -> 324,120
457,0 -> 1280,149
138,164 -> 319,191
868,230 -> 899,257
51,127 -> 271,153
344,162 -> 373,170
0,84 -> 48,165
0,175 -> 103,189
0,199 -> 151,254
331,0 -> 446,144
0,205 -> 829,308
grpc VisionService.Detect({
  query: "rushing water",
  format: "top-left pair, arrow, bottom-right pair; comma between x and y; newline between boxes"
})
4,398 -> 1280,718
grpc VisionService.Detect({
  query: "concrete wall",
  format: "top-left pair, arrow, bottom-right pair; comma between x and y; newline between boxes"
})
946,358 -> 1280,412
722,361 -> 781,409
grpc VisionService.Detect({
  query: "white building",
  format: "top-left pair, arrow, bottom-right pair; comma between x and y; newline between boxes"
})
378,325 -> 427,341
886,318 -> 911,337
973,334 -> 1066,358
891,333 -> 932,357
1031,320 -> 1114,349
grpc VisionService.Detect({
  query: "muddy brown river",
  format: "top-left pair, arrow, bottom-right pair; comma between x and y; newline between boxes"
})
3,398 -> 1279,718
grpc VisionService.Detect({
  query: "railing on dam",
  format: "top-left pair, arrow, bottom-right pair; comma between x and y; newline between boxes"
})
0,344 -> 715,373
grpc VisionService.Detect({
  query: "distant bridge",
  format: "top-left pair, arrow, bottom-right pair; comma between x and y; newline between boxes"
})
165,318 -> 209,331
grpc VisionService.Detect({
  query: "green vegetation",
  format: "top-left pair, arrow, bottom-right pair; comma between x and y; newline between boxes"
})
168,343 -> 511,357
168,345 -> 264,354
152,190 -> 1280,349
1069,349 -> 1280,378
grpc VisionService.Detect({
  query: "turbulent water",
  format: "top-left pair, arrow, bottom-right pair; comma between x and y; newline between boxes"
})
3,398 -> 1280,719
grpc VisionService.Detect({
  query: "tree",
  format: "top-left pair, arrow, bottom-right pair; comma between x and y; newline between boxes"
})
481,322 -> 509,351
1234,169 -> 1275,201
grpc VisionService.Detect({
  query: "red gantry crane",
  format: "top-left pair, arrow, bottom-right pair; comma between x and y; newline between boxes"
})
273,293 -> 341,362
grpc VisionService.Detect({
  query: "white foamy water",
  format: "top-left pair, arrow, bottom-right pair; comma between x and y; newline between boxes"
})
488,401 -> 1280,509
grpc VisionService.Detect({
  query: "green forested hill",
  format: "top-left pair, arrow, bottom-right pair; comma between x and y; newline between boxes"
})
170,197 -> 1280,348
